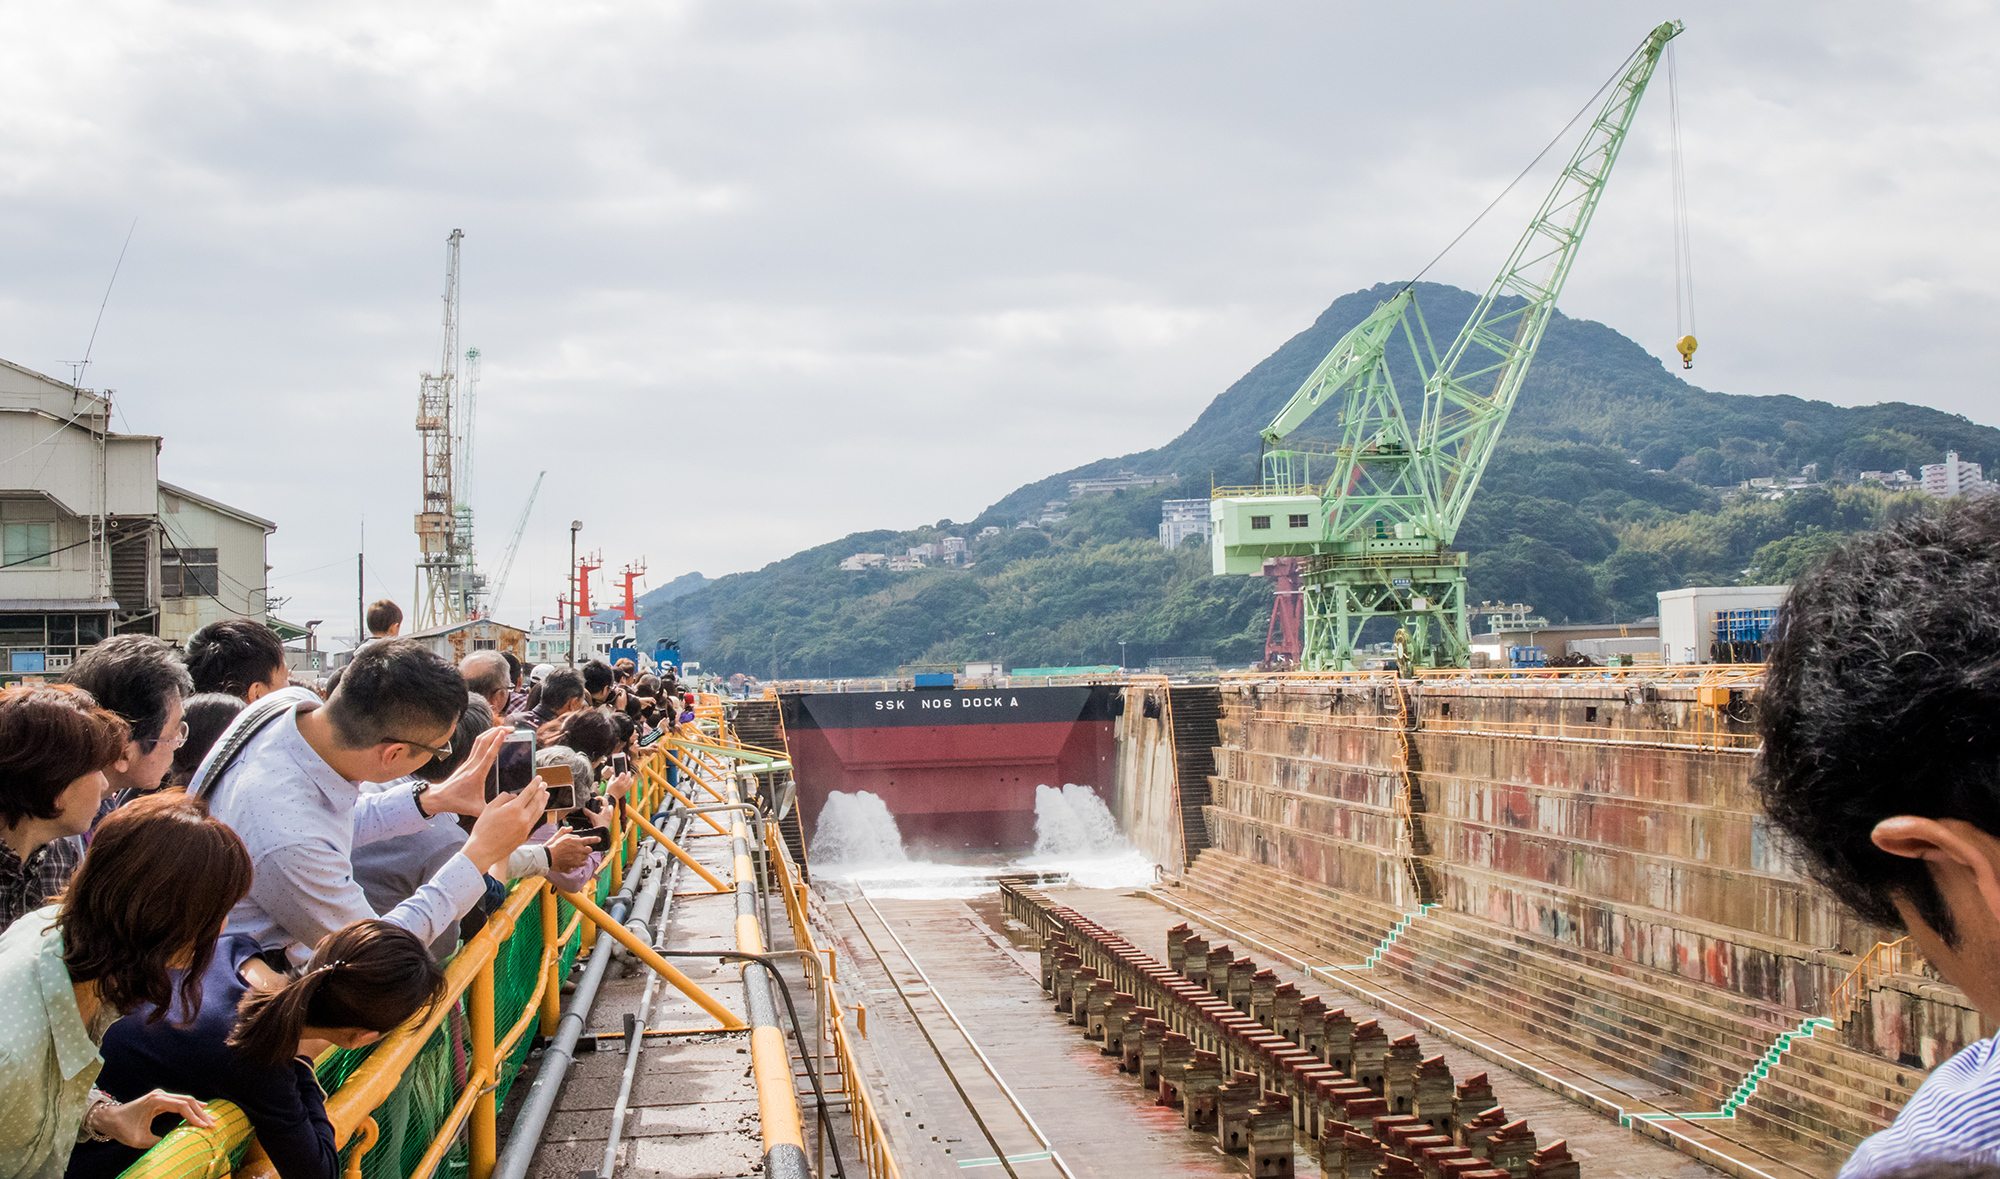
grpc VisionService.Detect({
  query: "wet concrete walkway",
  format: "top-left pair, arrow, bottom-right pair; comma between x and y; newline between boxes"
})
824,893 -> 1268,1177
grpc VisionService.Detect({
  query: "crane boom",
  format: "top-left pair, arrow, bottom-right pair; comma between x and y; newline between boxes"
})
1420,19 -> 1681,539
489,470 -> 545,611
1212,20 -> 1682,670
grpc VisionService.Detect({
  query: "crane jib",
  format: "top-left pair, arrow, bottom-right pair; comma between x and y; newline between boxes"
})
1216,20 -> 1683,672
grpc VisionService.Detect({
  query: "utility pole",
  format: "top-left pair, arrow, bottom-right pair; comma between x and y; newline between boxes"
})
356,551 -> 364,649
567,520 -> 581,667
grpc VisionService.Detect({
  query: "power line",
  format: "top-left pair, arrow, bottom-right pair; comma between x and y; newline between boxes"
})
1401,41 -> 1644,293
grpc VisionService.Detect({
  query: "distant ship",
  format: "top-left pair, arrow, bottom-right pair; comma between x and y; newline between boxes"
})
780,685 -> 1118,853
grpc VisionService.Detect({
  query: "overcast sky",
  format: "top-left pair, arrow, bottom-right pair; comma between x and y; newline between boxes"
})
1,1 -> 1992,642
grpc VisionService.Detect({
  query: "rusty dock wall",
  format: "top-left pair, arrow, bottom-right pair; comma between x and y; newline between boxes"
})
1110,675 -> 1983,1159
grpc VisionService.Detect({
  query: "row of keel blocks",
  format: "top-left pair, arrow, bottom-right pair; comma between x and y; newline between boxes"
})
998,881 -> 1579,1179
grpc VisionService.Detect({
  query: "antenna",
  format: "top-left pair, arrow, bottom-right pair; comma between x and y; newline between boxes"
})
75,219 -> 138,393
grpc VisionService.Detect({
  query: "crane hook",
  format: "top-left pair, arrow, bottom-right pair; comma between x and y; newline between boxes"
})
1676,334 -> 1697,370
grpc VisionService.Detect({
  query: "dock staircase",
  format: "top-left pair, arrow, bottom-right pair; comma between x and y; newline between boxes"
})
731,699 -> 806,877
1164,686 -> 1222,867
1168,848 -> 1928,1161
1390,683 -> 1439,906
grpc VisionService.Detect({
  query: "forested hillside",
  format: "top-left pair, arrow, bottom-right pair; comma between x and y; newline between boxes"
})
641,282 -> 1998,678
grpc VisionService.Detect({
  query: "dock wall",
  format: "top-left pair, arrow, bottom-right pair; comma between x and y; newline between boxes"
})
1111,685 -> 1183,870
1121,679 -> 1983,1073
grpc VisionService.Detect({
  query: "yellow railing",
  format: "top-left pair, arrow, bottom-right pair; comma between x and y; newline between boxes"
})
770,813 -> 903,1179
123,750 -> 687,1179
1829,937 -> 1920,1022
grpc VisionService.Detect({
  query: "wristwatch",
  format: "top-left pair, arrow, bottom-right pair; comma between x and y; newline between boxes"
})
412,780 -> 434,819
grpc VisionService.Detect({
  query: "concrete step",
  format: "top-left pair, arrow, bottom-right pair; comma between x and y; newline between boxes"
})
1176,849 -> 1914,1158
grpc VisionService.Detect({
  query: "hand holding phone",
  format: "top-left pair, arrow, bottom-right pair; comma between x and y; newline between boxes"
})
485,729 -> 536,803
538,764 -> 578,813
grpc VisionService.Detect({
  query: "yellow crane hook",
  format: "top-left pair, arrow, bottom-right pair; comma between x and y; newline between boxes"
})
1676,334 -> 1697,370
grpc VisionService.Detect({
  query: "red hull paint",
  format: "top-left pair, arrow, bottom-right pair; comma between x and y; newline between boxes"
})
781,688 -> 1118,854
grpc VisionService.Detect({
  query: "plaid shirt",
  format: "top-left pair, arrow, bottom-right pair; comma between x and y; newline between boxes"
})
0,835 -> 81,932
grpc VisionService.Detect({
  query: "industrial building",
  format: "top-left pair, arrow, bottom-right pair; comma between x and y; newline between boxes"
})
0,358 -> 273,677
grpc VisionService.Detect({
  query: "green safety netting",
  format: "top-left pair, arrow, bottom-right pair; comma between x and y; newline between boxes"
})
119,862 -> 619,1179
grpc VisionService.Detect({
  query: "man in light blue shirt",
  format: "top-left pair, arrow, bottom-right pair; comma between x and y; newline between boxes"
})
201,639 -> 545,967
1758,499 -> 2000,1173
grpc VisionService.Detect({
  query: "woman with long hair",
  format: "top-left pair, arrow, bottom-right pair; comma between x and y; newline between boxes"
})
0,791 -> 253,1179
67,920 -> 446,1179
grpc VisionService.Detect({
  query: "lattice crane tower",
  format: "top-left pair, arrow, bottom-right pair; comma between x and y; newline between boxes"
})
1210,21 -> 1682,670
414,229 -> 464,630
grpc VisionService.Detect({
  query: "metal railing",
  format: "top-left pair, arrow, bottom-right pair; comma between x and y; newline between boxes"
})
770,817 -> 903,1179
122,703 -> 774,1179
1829,937 -> 1920,1022
1221,663 -> 1766,687
1228,705 -> 1763,754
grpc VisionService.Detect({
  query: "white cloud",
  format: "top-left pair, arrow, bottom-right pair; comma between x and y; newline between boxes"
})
0,0 -> 1993,637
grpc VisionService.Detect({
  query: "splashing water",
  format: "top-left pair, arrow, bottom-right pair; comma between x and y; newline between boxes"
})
808,785 -> 1155,897
1020,784 -> 1155,889
808,791 -> 909,867
1029,783 -> 1125,857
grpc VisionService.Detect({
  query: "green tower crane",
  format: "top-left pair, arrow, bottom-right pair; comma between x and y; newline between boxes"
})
1211,20 -> 1683,671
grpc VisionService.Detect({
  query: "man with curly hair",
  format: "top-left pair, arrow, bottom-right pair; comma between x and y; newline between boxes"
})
1758,496 -> 2000,1173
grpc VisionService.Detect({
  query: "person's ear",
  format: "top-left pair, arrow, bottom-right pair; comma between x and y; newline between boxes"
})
1873,816 -> 2000,928
114,741 -> 138,775
246,681 -> 271,704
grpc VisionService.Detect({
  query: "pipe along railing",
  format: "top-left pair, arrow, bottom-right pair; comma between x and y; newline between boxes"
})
117,699 -> 884,1179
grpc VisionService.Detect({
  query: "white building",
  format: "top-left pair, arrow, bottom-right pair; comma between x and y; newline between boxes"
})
978,526 -> 1001,538
1068,471 -> 1178,498
886,555 -> 922,572
1921,451 -> 1999,499
839,553 -> 887,571
907,543 -> 936,561
0,359 -> 273,675
525,615 -> 639,668
1858,469 -> 1919,491
1657,586 -> 1788,665
156,482 -> 276,645
939,536 -> 967,564
1159,498 -> 1212,548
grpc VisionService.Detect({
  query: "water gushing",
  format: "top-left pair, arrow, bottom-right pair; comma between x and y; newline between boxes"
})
808,790 -> 909,867
808,784 -> 1155,897
1020,784 -> 1155,889
1029,783 -> 1126,857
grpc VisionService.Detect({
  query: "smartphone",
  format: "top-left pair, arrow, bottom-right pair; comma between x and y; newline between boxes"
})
638,727 -> 663,747
611,751 -> 630,777
486,729 -> 536,802
539,764 -> 578,813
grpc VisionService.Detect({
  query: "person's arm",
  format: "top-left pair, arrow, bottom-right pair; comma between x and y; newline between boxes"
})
504,842 -> 551,881
352,786 -> 429,848
252,840 -> 485,958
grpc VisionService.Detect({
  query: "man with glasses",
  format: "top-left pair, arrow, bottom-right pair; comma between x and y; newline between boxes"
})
201,638 -> 548,969
62,634 -> 194,818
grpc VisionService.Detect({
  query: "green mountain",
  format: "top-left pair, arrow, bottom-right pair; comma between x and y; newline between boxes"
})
641,282 -> 1997,677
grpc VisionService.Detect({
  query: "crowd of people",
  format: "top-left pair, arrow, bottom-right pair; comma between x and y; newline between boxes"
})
17,495 -> 2000,1179
0,599 -> 696,1179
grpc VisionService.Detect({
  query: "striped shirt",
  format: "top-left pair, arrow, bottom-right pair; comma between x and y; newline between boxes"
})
1842,1036 -> 2000,1174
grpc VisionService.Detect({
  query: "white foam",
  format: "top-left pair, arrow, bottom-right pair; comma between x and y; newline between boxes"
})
807,784 -> 1157,898
808,790 -> 910,867
1016,783 -> 1156,890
